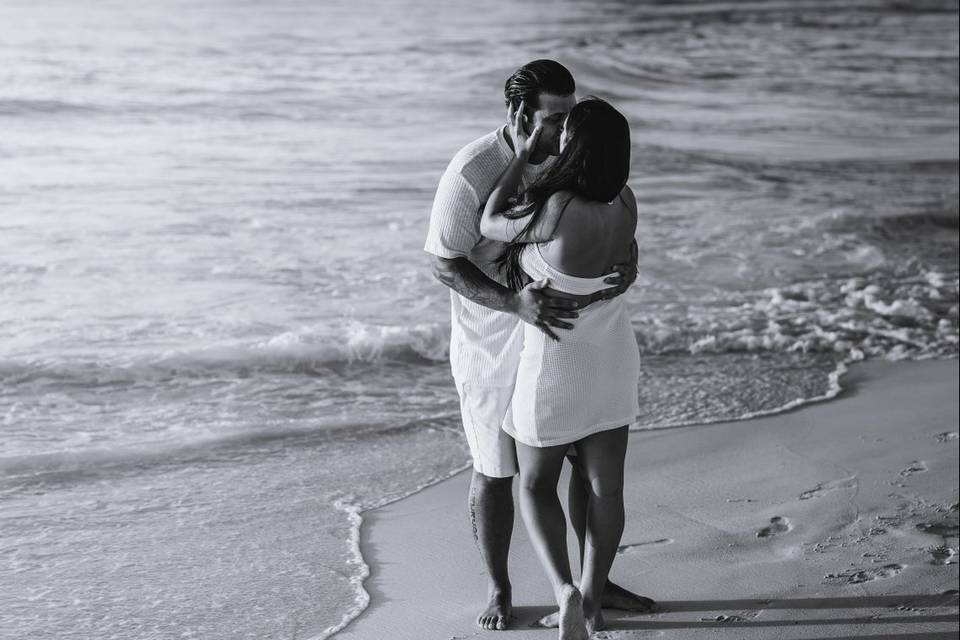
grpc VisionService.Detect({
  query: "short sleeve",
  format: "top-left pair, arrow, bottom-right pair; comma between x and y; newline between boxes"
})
424,166 -> 482,260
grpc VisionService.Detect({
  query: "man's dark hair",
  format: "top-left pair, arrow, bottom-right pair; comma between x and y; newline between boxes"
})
503,59 -> 575,112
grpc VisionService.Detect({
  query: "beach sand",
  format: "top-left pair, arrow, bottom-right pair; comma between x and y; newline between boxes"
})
336,358 -> 959,640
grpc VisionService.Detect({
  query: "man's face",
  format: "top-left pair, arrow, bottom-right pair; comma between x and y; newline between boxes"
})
528,92 -> 577,156
559,113 -> 571,153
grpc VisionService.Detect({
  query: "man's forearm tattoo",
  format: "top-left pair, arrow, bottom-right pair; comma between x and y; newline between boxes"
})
434,257 -> 515,313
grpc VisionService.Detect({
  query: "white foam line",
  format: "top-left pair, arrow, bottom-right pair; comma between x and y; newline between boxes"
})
317,499 -> 370,640
313,461 -> 473,640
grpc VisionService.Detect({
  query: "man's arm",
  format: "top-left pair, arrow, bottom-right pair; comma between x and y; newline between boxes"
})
431,255 -> 579,342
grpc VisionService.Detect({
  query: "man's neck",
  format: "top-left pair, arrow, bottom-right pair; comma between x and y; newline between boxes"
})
500,124 -> 550,165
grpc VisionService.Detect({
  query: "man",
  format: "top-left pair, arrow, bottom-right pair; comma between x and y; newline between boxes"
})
424,59 -> 655,631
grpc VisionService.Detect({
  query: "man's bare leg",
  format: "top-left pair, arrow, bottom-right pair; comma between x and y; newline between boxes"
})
576,426 -> 630,631
568,455 -> 658,612
468,470 -> 514,630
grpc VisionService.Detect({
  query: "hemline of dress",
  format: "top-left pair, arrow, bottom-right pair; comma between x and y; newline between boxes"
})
501,415 -> 639,448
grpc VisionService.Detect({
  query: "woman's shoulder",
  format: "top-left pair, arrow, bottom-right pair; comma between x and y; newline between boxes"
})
544,190 -> 577,209
618,185 -> 638,222
553,186 -> 635,210
545,188 -> 636,238
539,190 -> 578,224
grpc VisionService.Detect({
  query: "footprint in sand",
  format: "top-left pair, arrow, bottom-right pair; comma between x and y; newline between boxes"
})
824,563 -> 904,584
899,460 -> 928,477
699,611 -> 760,622
617,538 -> 673,553
799,477 -> 857,500
928,545 -> 957,566
757,516 -> 791,538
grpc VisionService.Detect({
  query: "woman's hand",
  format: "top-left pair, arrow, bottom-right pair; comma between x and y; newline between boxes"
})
507,99 -> 543,159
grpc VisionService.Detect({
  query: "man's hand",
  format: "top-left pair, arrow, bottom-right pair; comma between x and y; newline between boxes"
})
512,278 -> 579,342
591,239 -> 638,303
431,257 -> 578,341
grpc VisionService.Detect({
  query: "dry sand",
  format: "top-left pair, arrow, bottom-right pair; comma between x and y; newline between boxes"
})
336,358 -> 959,640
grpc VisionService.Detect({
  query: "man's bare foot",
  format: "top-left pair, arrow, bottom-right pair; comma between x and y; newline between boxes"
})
602,581 -> 659,613
557,584 -> 588,640
477,588 -> 512,631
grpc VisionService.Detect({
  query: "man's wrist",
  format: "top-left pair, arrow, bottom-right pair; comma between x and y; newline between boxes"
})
505,290 -> 521,315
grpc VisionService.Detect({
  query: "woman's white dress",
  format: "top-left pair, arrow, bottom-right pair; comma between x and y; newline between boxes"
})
502,243 -> 641,448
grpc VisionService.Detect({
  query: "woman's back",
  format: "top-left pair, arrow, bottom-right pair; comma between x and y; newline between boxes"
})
534,186 -> 637,303
540,187 -> 636,277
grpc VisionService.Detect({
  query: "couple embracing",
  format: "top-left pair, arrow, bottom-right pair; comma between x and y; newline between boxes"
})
424,59 -> 656,638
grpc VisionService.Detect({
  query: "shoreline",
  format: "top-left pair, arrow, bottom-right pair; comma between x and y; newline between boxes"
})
336,357 -> 960,639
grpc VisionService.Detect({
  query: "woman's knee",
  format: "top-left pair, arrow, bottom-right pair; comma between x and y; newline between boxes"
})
520,470 -> 561,495
584,472 -> 623,499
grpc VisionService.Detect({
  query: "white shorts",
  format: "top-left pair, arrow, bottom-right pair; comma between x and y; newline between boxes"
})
455,381 -> 518,478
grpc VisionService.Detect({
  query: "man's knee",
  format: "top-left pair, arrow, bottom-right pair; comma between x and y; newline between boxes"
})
473,470 -> 514,494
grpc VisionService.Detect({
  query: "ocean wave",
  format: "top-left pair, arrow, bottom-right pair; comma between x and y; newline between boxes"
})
0,411 -> 460,482
0,98 -> 106,116
0,321 -> 451,386
0,97 -> 343,122
2,267 -> 956,389
155,320 -> 450,370
799,208 -> 960,236
635,268 -> 958,361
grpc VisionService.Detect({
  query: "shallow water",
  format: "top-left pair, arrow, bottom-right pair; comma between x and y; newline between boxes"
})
1,0 -> 957,638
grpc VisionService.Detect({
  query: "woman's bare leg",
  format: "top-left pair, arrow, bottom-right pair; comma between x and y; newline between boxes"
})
575,426 -> 629,631
515,440 -> 588,640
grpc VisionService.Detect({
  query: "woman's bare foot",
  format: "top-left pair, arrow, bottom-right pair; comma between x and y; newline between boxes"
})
477,587 -> 512,631
557,583 -> 589,640
535,582 -> 658,628
602,581 -> 659,613
585,609 -> 606,634
581,591 -> 607,635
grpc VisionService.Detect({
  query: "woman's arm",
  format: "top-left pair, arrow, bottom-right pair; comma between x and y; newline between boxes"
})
481,188 -> 567,243
479,99 -> 562,243
479,154 -> 532,241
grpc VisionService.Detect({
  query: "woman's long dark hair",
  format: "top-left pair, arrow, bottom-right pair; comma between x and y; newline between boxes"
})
495,96 -> 631,290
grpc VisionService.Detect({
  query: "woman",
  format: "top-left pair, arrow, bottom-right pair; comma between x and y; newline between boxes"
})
479,96 -> 640,639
